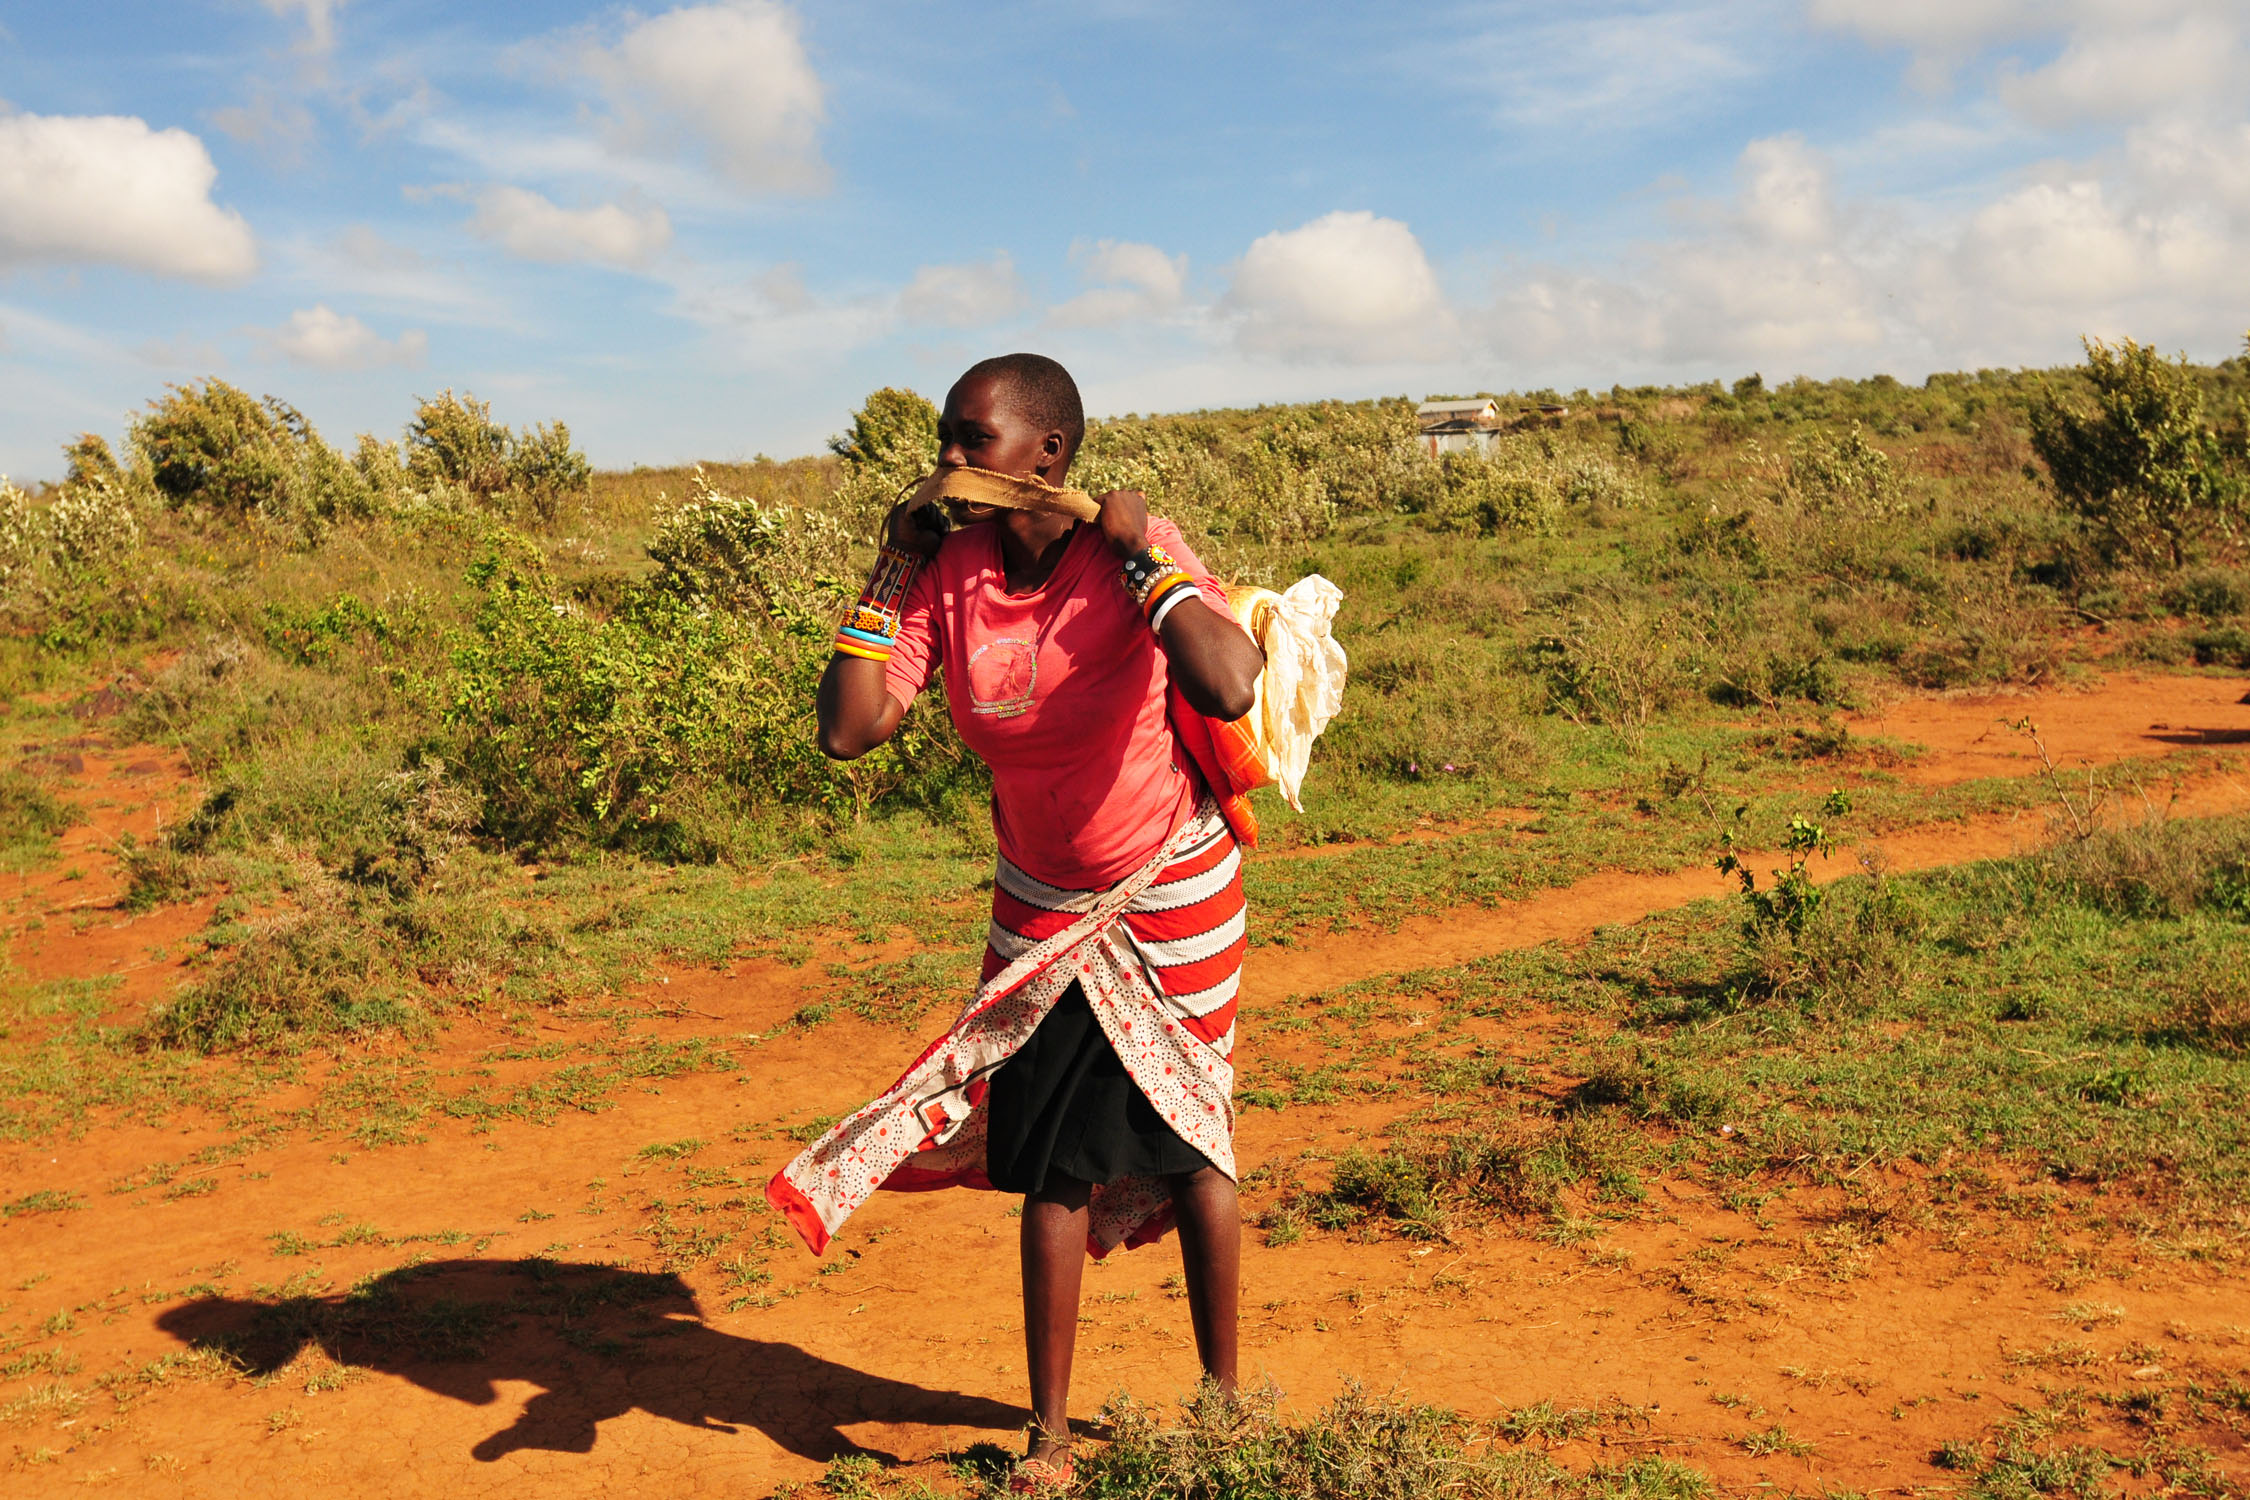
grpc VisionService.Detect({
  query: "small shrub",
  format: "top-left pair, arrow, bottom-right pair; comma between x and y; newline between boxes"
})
131,380 -> 373,537
0,768 -> 81,859
828,386 -> 938,530
1434,445 -> 1559,535
43,474 -> 141,568
1529,596 -> 1702,747
644,470 -> 851,624
406,390 -> 513,499
2043,817 -> 2250,920
1783,422 -> 1905,519
2188,624 -> 2250,668
2029,336 -> 2243,566
2163,568 -> 2250,620
2148,975 -> 2250,1057
508,420 -> 593,520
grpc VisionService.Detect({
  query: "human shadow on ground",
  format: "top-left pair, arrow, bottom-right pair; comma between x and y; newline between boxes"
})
156,1257 -> 1025,1464
2146,726 -> 2250,746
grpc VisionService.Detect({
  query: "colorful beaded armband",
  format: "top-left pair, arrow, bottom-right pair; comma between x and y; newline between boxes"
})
832,544 -> 924,663
1119,543 -> 1184,607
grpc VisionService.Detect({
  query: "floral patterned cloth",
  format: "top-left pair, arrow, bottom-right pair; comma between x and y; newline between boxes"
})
767,802 -> 1244,1257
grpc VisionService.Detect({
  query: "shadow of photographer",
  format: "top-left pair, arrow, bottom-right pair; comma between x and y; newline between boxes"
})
156,1257 -> 1025,1465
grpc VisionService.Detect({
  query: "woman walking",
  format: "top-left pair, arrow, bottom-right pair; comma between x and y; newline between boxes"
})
768,352 -> 1264,1490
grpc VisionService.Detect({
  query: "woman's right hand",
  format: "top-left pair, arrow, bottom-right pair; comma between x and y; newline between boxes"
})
885,498 -> 949,558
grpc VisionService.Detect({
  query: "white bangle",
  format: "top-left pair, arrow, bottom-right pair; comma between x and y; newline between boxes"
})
1148,584 -> 1196,634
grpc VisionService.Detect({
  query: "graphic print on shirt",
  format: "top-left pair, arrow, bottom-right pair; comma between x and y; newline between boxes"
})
966,636 -> 1038,717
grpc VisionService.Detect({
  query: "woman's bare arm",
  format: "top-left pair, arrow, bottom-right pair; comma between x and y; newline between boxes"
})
816,501 -> 941,762
1097,490 -> 1263,722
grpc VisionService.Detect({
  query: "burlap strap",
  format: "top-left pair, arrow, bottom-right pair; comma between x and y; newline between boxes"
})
908,466 -> 1102,522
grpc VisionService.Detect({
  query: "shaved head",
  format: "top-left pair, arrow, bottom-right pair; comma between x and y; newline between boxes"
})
953,352 -> 1085,458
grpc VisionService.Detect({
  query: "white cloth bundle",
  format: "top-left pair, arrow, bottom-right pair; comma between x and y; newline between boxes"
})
1223,575 -> 1348,812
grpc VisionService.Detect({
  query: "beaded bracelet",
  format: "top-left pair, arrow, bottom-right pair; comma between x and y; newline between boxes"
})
1118,543 -> 1184,608
833,544 -> 923,662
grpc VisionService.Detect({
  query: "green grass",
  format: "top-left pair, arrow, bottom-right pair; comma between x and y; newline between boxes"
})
962,1384 -> 1713,1500
1248,813 -> 2250,1241
0,768 -> 81,871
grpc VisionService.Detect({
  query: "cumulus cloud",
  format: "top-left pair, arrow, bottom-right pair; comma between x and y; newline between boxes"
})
1997,12 -> 2245,126
1226,211 -> 1453,362
1808,0 -> 2248,108
464,185 -> 672,269
1804,0 -> 2042,55
585,0 -> 828,194
0,113 -> 256,280
257,305 -> 427,369
1491,135 -> 1886,370
1050,239 -> 1188,326
898,252 -> 1024,327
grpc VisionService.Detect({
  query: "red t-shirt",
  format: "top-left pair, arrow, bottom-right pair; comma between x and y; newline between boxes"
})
883,516 -> 1231,891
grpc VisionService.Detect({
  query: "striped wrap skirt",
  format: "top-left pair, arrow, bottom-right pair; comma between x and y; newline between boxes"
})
767,801 -> 1245,1257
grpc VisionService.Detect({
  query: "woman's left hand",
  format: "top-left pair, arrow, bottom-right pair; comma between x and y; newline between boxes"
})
1095,489 -> 1150,559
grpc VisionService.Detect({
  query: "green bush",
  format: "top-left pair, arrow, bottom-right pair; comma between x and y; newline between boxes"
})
131,380 -> 374,537
1528,595 -> 1702,746
1782,421 -> 1905,519
403,391 -> 592,520
828,386 -> 938,530
0,466 -> 163,647
406,389 -> 513,499
2029,337 -> 2244,565
439,530 -> 966,850
644,470 -> 851,622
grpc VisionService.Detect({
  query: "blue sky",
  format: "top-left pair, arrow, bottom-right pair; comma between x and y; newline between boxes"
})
2,1 -> 2246,477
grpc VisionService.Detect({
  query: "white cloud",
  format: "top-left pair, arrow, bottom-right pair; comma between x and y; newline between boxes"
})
1804,0 -> 2042,55
209,92 -> 318,165
1491,136 -> 1886,370
585,0 -> 828,194
1226,211 -> 1453,362
256,305 -> 427,369
1808,0 -> 2248,106
0,113 -> 256,280
1947,177 -> 2232,316
1997,12 -> 2245,126
1051,239 -> 1188,326
264,0 -> 347,56
464,185 -> 672,269
898,252 -> 1024,328
1441,3 -> 1781,132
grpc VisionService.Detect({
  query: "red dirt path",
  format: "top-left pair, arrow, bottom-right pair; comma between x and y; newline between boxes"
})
4,672 -> 2248,1495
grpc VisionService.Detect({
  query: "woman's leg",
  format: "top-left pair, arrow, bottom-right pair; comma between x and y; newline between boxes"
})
1021,1173 -> 1092,1460
1169,1165 -> 1240,1392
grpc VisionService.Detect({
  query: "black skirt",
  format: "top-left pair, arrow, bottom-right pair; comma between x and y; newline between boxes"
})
984,981 -> 1213,1194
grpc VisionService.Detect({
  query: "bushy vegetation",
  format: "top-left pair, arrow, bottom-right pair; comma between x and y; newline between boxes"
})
5,338 -> 2247,1056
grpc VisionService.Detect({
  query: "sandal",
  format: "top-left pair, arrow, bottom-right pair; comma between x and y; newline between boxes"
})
1007,1451 -> 1075,1494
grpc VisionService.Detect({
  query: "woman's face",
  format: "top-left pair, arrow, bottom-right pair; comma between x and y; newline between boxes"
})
935,374 -> 1068,529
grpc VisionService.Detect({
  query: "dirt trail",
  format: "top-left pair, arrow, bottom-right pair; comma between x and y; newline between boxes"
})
5,672 -> 2249,1495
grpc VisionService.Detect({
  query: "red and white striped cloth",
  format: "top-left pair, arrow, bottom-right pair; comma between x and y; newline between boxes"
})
767,801 -> 1245,1257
